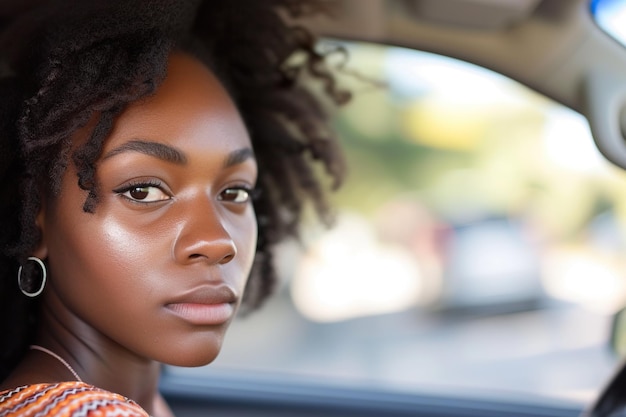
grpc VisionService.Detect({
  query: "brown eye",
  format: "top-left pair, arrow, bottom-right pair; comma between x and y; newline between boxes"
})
219,188 -> 251,203
116,183 -> 171,203
130,187 -> 150,200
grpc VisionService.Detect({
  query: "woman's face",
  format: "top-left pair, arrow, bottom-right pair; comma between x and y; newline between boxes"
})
37,52 -> 258,366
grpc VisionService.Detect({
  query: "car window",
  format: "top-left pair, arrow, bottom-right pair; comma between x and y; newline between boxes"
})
592,0 -> 626,47
167,41 -> 623,405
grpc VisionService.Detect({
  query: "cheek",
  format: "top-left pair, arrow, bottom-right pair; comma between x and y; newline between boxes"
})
42,187 -> 174,332
50,204 -> 153,271
45,209 -> 158,314
223,209 -> 259,288
244,227 -> 258,270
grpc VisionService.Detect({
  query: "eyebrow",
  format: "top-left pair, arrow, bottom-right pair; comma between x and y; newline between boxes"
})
103,140 -> 187,164
102,139 -> 255,168
224,148 -> 255,168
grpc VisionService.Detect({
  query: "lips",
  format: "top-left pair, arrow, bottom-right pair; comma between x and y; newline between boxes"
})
165,284 -> 237,325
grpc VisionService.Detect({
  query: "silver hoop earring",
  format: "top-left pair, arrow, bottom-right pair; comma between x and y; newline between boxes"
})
17,257 -> 47,298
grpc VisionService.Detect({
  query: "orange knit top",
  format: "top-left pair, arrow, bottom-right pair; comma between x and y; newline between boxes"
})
0,382 -> 150,416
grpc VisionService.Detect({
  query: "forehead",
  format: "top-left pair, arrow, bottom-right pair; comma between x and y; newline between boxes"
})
102,51 -> 251,155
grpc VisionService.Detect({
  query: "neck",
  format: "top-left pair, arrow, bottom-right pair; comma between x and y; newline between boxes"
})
35,294 -> 163,414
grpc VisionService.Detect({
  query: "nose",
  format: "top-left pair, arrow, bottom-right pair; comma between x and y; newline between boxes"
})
173,195 -> 237,265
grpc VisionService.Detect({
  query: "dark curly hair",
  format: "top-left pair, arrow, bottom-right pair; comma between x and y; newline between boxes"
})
0,0 -> 348,382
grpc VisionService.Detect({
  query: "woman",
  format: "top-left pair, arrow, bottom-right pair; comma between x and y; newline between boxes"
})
0,1 -> 347,415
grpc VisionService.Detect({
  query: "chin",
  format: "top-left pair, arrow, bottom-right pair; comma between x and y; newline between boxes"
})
169,353 -> 221,368
156,331 -> 226,367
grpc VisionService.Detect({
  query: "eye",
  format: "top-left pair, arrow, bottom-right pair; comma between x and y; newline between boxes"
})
114,181 -> 171,203
218,187 -> 253,204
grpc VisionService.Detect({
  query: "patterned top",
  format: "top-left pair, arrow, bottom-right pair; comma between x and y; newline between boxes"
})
0,382 -> 150,416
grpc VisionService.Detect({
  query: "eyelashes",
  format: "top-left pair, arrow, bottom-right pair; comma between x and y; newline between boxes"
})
218,187 -> 261,204
113,180 -> 259,205
113,180 -> 171,204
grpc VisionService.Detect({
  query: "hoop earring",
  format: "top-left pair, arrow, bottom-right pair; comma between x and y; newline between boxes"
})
17,257 -> 47,298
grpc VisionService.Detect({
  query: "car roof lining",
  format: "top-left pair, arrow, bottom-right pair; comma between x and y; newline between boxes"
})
305,0 -> 626,114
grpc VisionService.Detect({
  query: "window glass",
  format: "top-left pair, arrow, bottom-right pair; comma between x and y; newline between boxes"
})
168,42 -> 624,404
591,0 -> 626,47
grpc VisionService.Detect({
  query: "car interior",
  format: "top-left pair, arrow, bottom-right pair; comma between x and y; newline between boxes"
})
157,0 -> 626,416
4,0 -> 626,416
155,0 -> 626,415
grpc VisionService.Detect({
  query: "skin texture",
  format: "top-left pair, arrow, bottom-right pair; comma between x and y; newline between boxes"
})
0,52 -> 258,416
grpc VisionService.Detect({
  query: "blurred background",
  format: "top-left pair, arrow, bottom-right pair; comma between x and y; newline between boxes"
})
169,41 -> 626,405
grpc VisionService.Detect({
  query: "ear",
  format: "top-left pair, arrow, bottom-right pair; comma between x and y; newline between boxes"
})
32,200 -> 49,260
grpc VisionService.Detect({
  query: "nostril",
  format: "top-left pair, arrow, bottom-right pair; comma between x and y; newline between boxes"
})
219,253 -> 235,264
186,252 -> 235,263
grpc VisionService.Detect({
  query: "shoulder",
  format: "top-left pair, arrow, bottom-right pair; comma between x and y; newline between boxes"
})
0,381 -> 149,416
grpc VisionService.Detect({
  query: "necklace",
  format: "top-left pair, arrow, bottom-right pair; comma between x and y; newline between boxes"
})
30,345 -> 83,382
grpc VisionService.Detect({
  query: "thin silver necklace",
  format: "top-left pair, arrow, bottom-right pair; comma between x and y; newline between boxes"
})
29,346 -> 155,416
30,345 -> 83,382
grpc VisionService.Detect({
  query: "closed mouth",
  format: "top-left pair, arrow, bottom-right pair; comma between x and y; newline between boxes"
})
165,302 -> 234,325
165,284 -> 237,325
